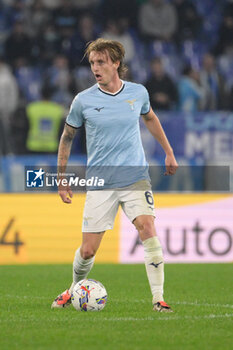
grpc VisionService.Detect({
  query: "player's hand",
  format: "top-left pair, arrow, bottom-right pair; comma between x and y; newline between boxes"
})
164,153 -> 178,176
58,185 -> 73,204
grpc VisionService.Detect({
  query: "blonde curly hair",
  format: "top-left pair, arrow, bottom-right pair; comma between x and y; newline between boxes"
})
85,38 -> 128,78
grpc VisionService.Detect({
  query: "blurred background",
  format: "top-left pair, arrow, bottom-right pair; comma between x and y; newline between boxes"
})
0,0 -> 233,192
0,0 -> 233,265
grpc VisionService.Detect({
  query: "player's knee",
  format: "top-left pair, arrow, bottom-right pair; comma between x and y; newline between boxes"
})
141,221 -> 154,236
134,216 -> 155,239
81,246 -> 96,260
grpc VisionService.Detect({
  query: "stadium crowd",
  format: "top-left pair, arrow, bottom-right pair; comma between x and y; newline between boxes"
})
0,0 -> 233,155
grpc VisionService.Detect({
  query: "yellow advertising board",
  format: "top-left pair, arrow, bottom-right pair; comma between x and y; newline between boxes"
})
0,193 -> 232,265
0,194 -> 119,264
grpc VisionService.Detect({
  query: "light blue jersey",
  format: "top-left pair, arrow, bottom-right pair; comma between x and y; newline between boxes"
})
66,81 -> 151,188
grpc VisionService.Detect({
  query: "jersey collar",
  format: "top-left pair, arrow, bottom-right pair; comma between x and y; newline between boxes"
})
98,80 -> 125,96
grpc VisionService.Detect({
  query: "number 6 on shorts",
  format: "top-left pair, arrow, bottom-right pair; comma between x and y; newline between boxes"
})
145,191 -> 154,205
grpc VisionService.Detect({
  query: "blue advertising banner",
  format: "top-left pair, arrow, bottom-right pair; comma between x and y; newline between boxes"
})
140,111 -> 233,160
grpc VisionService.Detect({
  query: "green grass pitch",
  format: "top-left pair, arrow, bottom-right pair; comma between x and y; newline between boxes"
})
0,263 -> 232,350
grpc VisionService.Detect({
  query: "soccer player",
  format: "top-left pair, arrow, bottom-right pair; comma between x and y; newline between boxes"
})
51,38 -> 178,312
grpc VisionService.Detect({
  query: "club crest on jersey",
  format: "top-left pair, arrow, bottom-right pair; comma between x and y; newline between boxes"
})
125,99 -> 136,110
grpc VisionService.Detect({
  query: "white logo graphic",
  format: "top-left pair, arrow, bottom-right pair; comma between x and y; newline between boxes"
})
26,168 -> 45,187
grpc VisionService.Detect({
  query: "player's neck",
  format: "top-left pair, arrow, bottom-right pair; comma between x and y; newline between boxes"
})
98,77 -> 123,94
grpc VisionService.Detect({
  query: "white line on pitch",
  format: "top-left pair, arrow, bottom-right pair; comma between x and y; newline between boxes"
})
98,314 -> 233,321
5,294 -> 48,300
1,313 -> 232,323
173,301 -> 233,309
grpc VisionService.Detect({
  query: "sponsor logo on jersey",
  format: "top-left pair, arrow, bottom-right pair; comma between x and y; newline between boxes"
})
94,107 -> 104,112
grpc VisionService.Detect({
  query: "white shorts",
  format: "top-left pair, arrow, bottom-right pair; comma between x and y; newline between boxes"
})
82,180 -> 155,232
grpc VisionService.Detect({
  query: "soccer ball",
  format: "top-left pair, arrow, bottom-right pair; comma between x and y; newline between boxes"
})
71,279 -> 107,311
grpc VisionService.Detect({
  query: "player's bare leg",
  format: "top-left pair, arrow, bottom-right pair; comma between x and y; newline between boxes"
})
133,215 -> 172,312
51,232 -> 105,309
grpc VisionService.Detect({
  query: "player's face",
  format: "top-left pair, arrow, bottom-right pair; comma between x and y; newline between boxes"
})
89,50 -> 120,86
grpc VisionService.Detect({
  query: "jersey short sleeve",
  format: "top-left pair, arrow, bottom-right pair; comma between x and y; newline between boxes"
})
140,86 -> 151,115
66,94 -> 84,128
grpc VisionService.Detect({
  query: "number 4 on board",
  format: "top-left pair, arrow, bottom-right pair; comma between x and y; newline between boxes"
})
0,218 -> 24,254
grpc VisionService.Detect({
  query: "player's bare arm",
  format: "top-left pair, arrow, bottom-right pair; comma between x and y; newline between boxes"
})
142,108 -> 178,175
57,123 -> 77,204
